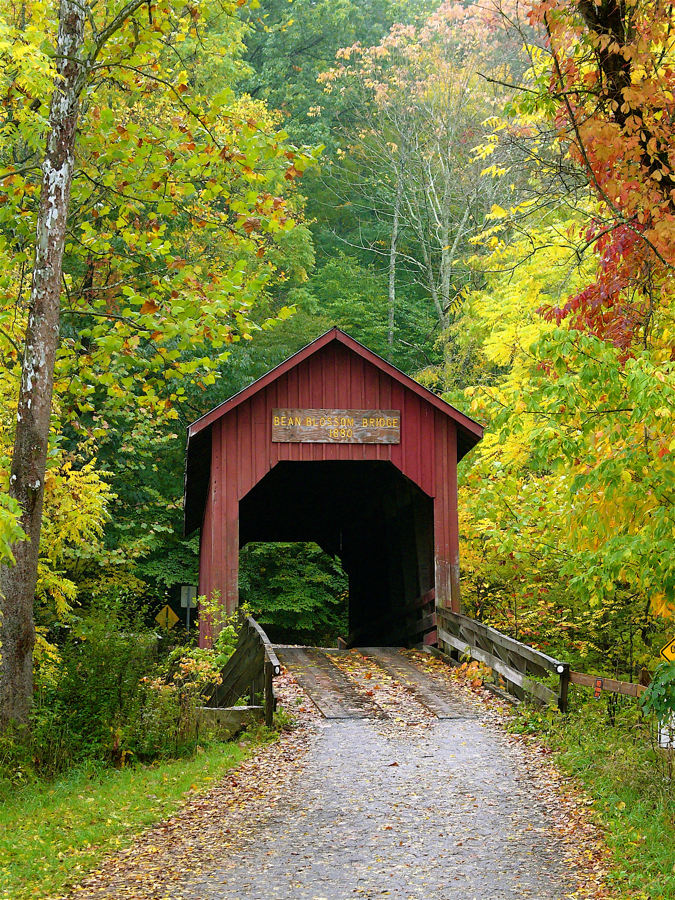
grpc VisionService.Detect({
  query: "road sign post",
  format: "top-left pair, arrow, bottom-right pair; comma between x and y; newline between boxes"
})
181,585 -> 198,632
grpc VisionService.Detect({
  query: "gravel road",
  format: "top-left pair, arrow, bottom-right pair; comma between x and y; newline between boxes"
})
180,676 -> 574,899
69,653 -> 596,900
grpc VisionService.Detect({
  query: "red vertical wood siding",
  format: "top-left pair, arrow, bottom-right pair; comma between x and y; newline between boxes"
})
198,339 -> 466,642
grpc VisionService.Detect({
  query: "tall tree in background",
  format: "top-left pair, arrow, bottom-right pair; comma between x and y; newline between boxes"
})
239,0 -> 430,145
319,1 -> 526,338
0,0 -> 315,729
2,0 -> 121,732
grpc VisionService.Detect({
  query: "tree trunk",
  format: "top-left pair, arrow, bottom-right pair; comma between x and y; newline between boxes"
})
0,0 -> 85,731
440,204 -> 471,320
387,176 -> 402,354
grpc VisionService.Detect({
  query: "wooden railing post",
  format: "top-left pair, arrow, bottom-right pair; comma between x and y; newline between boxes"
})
206,615 -> 281,710
557,664 -> 570,713
436,606 -> 569,709
265,658 -> 274,726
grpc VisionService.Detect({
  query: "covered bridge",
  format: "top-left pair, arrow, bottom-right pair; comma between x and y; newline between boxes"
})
184,328 -> 483,648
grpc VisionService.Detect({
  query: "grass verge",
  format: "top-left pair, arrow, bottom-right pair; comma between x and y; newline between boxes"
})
0,740 -> 254,900
509,692 -> 675,900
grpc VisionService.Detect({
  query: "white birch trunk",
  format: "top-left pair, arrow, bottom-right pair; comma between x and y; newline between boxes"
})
388,176 -> 402,352
0,0 -> 86,729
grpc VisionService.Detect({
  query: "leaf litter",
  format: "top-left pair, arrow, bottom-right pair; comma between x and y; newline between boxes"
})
408,650 -> 614,900
60,651 -> 615,900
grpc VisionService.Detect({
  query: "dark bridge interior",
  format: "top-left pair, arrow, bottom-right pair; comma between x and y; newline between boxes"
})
239,461 -> 435,647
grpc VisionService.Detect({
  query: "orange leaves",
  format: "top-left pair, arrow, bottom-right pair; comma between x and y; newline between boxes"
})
523,0 -> 675,359
240,216 -> 261,234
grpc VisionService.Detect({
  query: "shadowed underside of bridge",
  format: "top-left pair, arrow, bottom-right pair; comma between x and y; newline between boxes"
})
240,460 -> 434,647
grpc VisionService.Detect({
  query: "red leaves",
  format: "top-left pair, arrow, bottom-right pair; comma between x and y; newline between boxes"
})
538,223 -> 647,353
528,0 -> 675,353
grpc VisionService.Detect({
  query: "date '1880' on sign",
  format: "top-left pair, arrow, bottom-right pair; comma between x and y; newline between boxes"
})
272,409 -> 401,444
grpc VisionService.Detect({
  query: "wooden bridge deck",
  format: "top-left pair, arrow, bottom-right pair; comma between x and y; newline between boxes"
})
273,647 -> 378,719
275,647 -> 470,721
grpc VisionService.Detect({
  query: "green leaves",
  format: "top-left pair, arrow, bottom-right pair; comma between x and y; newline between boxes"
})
0,0 -> 320,431
0,0 -> 324,633
239,542 -> 348,645
641,663 -> 675,723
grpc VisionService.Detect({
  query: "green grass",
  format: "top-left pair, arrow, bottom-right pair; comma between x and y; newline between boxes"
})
0,741 -> 251,900
510,693 -> 675,899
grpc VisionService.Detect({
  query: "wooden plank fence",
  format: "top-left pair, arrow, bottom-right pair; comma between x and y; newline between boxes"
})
436,607 -> 650,709
205,615 -> 281,726
568,670 -> 646,698
436,607 -> 570,711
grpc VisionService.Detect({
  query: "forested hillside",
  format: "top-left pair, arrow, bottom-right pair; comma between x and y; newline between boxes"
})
1,0 -> 675,774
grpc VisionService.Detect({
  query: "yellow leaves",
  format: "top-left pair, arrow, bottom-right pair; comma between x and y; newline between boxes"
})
478,427 -> 530,466
33,626 -> 62,688
650,592 -> 675,620
481,163 -> 508,177
488,204 -> 508,219
37,563 -> 77,620
474,137 -> 499,161
36,461 -> 115,618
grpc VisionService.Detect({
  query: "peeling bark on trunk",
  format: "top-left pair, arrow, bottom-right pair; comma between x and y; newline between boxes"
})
0,0 -> 85,730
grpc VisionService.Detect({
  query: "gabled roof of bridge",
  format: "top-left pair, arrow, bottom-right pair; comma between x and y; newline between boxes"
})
188,328 -> 483,439
184,328 -> 483,534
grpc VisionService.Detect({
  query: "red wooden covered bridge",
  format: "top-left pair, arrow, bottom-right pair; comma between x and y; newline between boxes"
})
183,328 -> 483,648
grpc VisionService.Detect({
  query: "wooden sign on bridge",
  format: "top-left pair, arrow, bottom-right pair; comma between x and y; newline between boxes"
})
272,408 -> 401,443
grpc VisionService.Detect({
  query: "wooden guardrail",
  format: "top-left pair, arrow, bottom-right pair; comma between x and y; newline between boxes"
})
205,615 -> 281,726
436,607 -> 570,712
569,670 -> 646,698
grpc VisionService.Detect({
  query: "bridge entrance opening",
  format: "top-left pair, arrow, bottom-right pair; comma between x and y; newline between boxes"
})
239,460 -> 434,647
238,541 -> 349,647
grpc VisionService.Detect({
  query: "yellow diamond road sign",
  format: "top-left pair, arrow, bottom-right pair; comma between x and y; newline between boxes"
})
660,637 -> 675,662
155,605 -> 180,630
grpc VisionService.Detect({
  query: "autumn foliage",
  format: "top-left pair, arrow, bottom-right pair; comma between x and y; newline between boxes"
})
531,0 -> 675,345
